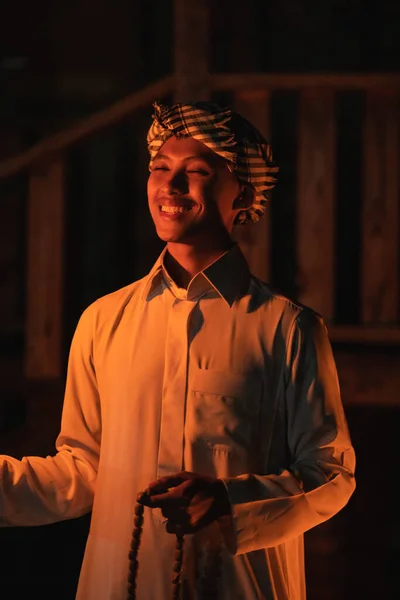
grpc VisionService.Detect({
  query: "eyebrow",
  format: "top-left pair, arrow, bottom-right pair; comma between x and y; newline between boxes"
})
153,153 -> 214,164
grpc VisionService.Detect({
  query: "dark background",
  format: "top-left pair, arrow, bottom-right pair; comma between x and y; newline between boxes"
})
1,1 -> 400,598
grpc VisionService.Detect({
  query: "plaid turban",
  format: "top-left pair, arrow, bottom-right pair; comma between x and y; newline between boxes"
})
147,101 -> 279,225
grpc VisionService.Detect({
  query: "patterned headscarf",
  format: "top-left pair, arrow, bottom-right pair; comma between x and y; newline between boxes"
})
147,101 -> 279,225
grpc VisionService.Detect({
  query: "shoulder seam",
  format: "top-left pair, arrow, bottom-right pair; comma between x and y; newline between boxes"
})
250,276 -> 306,313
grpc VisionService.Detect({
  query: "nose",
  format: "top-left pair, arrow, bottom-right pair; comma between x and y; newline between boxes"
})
160,169 -> 188,195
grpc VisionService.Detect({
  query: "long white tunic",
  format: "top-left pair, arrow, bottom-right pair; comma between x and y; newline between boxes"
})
0,245 -> 355,599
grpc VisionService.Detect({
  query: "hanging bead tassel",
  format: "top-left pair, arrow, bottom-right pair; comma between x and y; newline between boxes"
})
172,533 -> 185,600
127,496 -> 185,600
127,501 -> 145,600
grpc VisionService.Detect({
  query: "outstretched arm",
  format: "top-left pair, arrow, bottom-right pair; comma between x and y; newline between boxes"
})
0,305 -> 101,527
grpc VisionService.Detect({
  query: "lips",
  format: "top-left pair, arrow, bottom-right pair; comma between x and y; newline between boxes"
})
157,196 -> 193,206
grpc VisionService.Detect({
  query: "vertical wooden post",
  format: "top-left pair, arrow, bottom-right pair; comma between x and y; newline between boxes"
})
173,0 -> 210,102
233,90 -> 271,282
25,155 -> 65,379
296,88 -> 336,321
362,91 -> 399,324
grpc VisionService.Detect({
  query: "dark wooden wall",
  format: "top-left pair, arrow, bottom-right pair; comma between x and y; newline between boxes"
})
1,1 -> 400,598
2,0 -> 400,345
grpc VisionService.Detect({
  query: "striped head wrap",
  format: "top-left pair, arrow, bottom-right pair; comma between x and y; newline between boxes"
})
147,101 -> 279,225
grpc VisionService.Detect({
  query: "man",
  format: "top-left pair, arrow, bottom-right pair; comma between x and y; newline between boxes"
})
0,101 -> 356,599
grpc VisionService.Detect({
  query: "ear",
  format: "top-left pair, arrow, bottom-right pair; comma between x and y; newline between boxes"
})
233,183 -> 255,210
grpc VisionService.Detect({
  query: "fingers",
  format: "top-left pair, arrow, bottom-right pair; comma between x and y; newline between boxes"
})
137,475 -> 192,507
147,476 -> 182,491
161,505 -> 186,521
165,520 -> 186,535
136,472 -> 223,536
164,510 -> 213,535
137,472 -> 215,514
145,480 -> 194,508
162,506 -> 190,535
137,474 -> 184,506
138,472 -> 199,508
146,471 -> 194,495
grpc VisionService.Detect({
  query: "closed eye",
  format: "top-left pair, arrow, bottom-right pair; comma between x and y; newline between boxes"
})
187,169 -> 209,176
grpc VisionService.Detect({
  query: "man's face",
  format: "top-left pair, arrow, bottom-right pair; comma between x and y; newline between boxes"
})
147,136 -> 242,244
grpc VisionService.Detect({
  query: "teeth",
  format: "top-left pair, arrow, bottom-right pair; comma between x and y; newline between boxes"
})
160,206 -> 190,214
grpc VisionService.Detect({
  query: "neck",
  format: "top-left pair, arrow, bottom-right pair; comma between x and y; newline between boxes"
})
165,239 -> 233,288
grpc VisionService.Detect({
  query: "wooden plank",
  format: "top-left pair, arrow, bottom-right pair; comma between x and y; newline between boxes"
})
296,89 -> 336,320
328,325 -> 400,345
233,90 -> 272,282
25,155 -> 65,379
362,91 -> 399,324
0,76 -> 174,180
210,73 -> 400,92
173,0 -> 210,102
334,351 -> 400,407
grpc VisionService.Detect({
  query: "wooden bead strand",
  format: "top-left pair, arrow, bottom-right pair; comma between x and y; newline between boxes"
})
127,500 -> 144,600
127,495 -> 185,600
172,533 -> 185,600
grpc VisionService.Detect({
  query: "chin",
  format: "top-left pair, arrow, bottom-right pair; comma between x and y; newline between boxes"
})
154,229 -> 185,243
153,223 -> 192,243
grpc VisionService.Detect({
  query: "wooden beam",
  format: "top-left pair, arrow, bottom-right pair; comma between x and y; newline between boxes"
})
25,155 -> 65,379
2,74 -> 400,181
173,0 -> 210,101
210,73 -> 400,92
361,90 -> 399,324
233,90 -> 271,282
0,76 -> 174,180
296,89 -> 336,321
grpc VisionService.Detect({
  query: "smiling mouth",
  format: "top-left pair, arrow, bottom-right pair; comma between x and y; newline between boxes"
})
159,205 -> 193,215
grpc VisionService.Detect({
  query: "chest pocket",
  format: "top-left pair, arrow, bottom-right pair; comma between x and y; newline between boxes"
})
186,367 -> 263,452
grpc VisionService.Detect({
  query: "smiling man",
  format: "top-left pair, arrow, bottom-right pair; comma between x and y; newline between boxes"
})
0,101 -> 356,600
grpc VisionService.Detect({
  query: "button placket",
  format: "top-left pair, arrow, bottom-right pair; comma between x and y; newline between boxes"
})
157,298 -> 195,479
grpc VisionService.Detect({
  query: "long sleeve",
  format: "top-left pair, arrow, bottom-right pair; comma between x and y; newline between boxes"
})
0,305 -> 101,527
221,308 -> 356,554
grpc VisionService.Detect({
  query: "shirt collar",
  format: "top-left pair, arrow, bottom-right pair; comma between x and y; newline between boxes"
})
142,244 -> 250,306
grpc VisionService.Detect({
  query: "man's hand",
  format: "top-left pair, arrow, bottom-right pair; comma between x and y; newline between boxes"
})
137,471 -> 231,535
